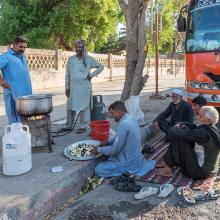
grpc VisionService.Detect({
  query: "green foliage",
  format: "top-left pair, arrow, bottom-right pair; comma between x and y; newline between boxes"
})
147,0 -> 186,56
96,35 -> 126,54
0,0 -> 120,51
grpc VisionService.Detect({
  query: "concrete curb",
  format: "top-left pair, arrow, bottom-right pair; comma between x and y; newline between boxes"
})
0,123 -> 154,220
0,160 -> 99,220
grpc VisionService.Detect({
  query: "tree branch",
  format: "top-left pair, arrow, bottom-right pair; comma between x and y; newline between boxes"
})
138,3 -> 147,55
117,0 -> 128,15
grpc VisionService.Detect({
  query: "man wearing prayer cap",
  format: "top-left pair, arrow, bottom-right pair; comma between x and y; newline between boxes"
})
153,88 -> 193,138
63,39 -> 104,133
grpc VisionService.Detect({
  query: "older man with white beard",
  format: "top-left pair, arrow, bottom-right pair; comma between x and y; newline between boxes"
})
153,88 -> 193,136
157,106 -> 220,180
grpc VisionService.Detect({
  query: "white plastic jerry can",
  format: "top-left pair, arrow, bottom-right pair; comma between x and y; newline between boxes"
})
2,122 -> 32,176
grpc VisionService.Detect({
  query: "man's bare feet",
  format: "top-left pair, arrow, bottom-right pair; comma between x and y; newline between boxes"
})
156,166 -> 172,177
156,160 -> 167,168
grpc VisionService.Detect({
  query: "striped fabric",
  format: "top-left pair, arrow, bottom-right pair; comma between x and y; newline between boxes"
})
139,137 -> 220,190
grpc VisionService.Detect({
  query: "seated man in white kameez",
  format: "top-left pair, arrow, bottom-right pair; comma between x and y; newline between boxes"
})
64,39 -> 104,134
91,101 -> 156,177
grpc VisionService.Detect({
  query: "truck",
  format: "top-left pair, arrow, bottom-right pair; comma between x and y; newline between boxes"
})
177,0 -> 220,108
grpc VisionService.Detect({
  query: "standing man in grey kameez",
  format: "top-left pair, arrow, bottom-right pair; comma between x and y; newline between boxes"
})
64,40 -> 104,133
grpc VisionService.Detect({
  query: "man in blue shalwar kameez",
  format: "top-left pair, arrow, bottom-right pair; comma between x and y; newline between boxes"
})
0,36 -> 32,124
91,101 -> 155,177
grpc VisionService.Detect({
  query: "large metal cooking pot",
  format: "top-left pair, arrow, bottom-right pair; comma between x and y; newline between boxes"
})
16,94 -> 53,117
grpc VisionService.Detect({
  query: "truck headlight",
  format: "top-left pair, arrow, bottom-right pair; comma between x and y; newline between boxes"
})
187,81 -> 219,90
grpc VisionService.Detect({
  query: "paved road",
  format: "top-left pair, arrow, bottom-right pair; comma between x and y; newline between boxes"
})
0,72 -> 185,138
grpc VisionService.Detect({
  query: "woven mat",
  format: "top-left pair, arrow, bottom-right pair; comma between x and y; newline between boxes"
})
138,137 -> 220,190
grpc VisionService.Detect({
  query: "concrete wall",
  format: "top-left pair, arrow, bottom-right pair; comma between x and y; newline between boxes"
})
0,46 -> 184,93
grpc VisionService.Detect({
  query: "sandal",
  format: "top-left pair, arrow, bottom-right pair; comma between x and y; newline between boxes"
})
109,173 -> 130,185
114,178 -> 141,192
209,189 -> 220,200
134,187 -> 158,200
158,184 -> 174,198
194,188 -> 220,201
177,186 -> 195,205
194,189 -> 209,201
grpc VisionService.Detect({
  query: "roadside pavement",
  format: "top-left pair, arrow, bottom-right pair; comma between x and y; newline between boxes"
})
0,71 -> 185,139
52,181 -> 220,220
0,72 -> 185,220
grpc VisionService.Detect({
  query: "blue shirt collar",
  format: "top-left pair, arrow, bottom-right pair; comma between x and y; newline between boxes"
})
9,48 -> 24,57
119,113 -> 128,122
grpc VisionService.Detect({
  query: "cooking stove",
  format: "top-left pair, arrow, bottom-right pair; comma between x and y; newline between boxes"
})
21,114 -> 53,152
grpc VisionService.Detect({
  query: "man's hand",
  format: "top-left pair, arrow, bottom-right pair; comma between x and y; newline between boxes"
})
0,79 -> 10,89
91,146 -> 98,155
65,89 -> 70,97
87,75 -> 92,81
153,121 -> 160,130
175,123 -> 181,128
175,122 -> 188,129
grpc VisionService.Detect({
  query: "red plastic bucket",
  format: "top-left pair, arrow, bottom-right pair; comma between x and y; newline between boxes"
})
90,120 -> 110,142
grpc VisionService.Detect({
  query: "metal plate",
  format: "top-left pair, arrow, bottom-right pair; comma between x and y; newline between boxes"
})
64,140 -> 102,161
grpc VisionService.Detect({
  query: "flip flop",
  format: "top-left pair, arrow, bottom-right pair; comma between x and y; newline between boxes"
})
158,183 -> 174,198
194,188 -> 220,201
177,186 -> 195,205
114,178 -> 141,192
194,189 -> 209,201
209,189 -> 220,200
134,187 -> 158,200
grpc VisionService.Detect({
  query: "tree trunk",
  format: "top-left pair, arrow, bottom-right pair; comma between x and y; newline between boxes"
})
118,0 -> 149,102
56,34 -> 74,51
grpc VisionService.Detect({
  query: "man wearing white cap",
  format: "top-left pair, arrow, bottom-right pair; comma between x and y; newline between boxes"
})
63,39 -> 104,134
153,88 -> 193,138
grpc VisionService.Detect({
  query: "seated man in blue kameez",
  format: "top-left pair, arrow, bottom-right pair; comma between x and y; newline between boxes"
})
91,101 -> 155,177
0,36 -> 32,124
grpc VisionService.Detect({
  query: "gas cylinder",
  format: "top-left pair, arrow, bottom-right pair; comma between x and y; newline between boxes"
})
91,95 -> 107,121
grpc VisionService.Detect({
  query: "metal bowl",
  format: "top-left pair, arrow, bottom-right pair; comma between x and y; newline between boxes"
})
64,140 -> 102,161
16,94 -> 53,117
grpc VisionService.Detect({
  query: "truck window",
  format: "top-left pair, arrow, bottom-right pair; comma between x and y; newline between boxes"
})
186,2 -> 220,53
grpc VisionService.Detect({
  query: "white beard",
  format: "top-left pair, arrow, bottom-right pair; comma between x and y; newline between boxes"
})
173,99 -> 181,105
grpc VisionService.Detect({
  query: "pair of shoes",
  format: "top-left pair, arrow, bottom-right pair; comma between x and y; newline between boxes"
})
134,183 -> 174,200
177,186 -> 220,205
114,176 -> 141,192
109,173 -> 130,185
142,143 -> 154,154
194,188 -> 220,201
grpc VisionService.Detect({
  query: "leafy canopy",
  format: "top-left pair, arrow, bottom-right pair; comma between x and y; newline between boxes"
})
0,0 -> 120,51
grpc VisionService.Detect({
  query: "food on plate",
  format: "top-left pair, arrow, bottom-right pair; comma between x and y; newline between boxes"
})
69,143 -> 95,157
